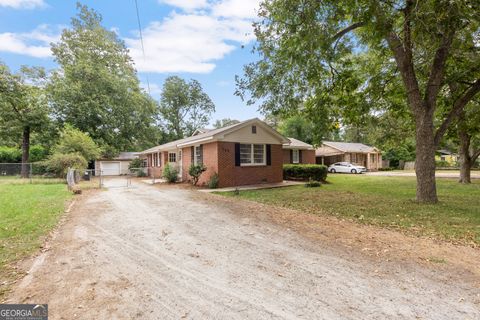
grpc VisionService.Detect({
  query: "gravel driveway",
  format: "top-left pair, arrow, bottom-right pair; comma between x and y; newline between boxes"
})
7,178 -> 480,319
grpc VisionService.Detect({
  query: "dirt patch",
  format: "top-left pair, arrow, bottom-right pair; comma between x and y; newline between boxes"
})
5,179 -> 480,319
200,192 -> 480,286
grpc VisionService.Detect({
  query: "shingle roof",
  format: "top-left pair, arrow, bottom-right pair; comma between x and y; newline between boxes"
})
140,118 -> 289,154
321,141 -> 378,153
283,137 -> 314,150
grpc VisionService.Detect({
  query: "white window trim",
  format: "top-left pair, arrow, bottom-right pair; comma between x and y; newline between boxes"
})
194,145 -> 202,165
292,149 -> 299,164
240,144 -> 266,166
169,152 -> 177,163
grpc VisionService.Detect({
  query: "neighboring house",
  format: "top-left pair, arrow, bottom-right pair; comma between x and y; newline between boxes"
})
95,152 -> 140,176
436,150 -> 459,165
140,118 -> 290,187
282,138 -> 316,164
315,141 -> 382,171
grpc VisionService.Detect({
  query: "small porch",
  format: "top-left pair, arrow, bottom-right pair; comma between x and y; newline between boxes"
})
143,148 -> 184,180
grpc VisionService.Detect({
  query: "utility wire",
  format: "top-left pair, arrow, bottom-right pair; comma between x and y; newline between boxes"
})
134,0 -> 150,95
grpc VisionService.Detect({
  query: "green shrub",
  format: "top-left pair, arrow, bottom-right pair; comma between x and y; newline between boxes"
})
129,158 -> 144,170
136,169 -> 147,177
378,167 -> 396,171
305,179 -> 322,188
53,125 -> 101,161
162,163 -> 178,183
207,172 -> 219,189
189,164 -> 207,186
29,145 -> 49,162
43,152 -> 88,177
283,164 -> 328,182
0,146 -> 21,163
435,160 -> 450,168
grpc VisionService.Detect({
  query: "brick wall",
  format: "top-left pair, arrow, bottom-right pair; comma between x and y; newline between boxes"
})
217,142 -> 283,188
181,142 -> 219,186
301,150 -> 316,164
283,149 -> 291,164
282,149 -> 316,164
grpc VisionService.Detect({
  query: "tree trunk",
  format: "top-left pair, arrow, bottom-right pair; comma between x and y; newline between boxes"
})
414,113 -> 438,203
458,116 -> 472,184
21,126 -> 30,178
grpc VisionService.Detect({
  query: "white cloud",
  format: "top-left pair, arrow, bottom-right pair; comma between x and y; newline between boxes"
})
128,0 -> 259,74
0,24 -> 60,58
159,0 -> 208,11
0,0 -> 45,9
212,0 -> 260,19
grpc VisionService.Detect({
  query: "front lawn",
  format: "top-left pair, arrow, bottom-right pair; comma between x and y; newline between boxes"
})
0,183 -> 71,299
216,175 -> 480,245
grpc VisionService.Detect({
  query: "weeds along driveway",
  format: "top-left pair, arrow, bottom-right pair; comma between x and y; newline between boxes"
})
7,179 -> 480,319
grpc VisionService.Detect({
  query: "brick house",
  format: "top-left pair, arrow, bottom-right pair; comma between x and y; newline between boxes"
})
282,137 -> 316,164
140,118 -> 299,188
315,141 -> 382,171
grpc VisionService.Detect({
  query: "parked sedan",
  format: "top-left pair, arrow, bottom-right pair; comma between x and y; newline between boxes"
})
328,162 -> 367,174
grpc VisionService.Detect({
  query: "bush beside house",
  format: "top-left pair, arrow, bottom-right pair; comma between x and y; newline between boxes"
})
283,164 -> 328,182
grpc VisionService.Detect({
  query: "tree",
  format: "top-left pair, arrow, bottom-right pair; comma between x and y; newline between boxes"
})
213,118 -> 240,129
159,76 -> 215,139
188,164 -> 207,186
456,103 -> 480,183
0,64 -> 49,177
236,0 -> 480,203
49,4 -> 158,156
53,125 -> 101,161
277,115 -> 314,144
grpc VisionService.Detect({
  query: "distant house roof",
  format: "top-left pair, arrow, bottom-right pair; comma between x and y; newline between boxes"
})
437,149 -> 457,156
316,141 -> 379,156
140,118 -> 289,154
283,137 -> 314,150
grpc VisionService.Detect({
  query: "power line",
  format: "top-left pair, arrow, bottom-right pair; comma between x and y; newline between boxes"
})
134,0 -> 150,95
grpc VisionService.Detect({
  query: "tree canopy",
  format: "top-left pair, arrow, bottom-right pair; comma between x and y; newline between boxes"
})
159,76 -> 215,139
236,0 -> 480,203
49,4 -> 158,156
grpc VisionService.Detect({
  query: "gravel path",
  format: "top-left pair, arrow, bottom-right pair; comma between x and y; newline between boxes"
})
7,179 -> 480,319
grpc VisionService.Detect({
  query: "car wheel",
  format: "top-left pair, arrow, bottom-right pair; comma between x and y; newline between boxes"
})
351,169 -> 357,174
330,168 -> 336,173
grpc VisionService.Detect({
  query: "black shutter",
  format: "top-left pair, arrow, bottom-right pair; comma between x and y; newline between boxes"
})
299,150 -> 303,163
199,145 -> 203,165
290,149 -> 293,164
266,144 -> 271,166
235,143 -> 240,166
191,146 -> 194,164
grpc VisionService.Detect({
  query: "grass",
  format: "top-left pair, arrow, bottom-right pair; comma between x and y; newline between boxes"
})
216,175 -> 480,246
0,183 -> 71,299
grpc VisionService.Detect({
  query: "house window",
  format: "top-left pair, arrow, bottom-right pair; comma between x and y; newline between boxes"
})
194,145 -> 203,165
240,144 -> 265,165
252,125 -> 257,134
292,149 -> 299,164
169,152 -> 176,163
441,155 -> 446,161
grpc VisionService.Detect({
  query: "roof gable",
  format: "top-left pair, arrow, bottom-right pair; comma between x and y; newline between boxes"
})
141,118 -> 289,153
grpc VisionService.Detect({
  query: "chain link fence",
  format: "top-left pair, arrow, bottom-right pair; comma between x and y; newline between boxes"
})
0,163 -> 64,184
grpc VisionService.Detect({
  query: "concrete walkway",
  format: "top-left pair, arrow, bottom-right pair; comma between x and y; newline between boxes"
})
198,180 -> 304,193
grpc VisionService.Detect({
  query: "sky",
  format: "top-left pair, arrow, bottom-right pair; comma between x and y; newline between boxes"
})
0,0 -> 263,124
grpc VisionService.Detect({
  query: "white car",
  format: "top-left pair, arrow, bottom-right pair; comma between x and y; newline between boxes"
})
328,162 -> 367,174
